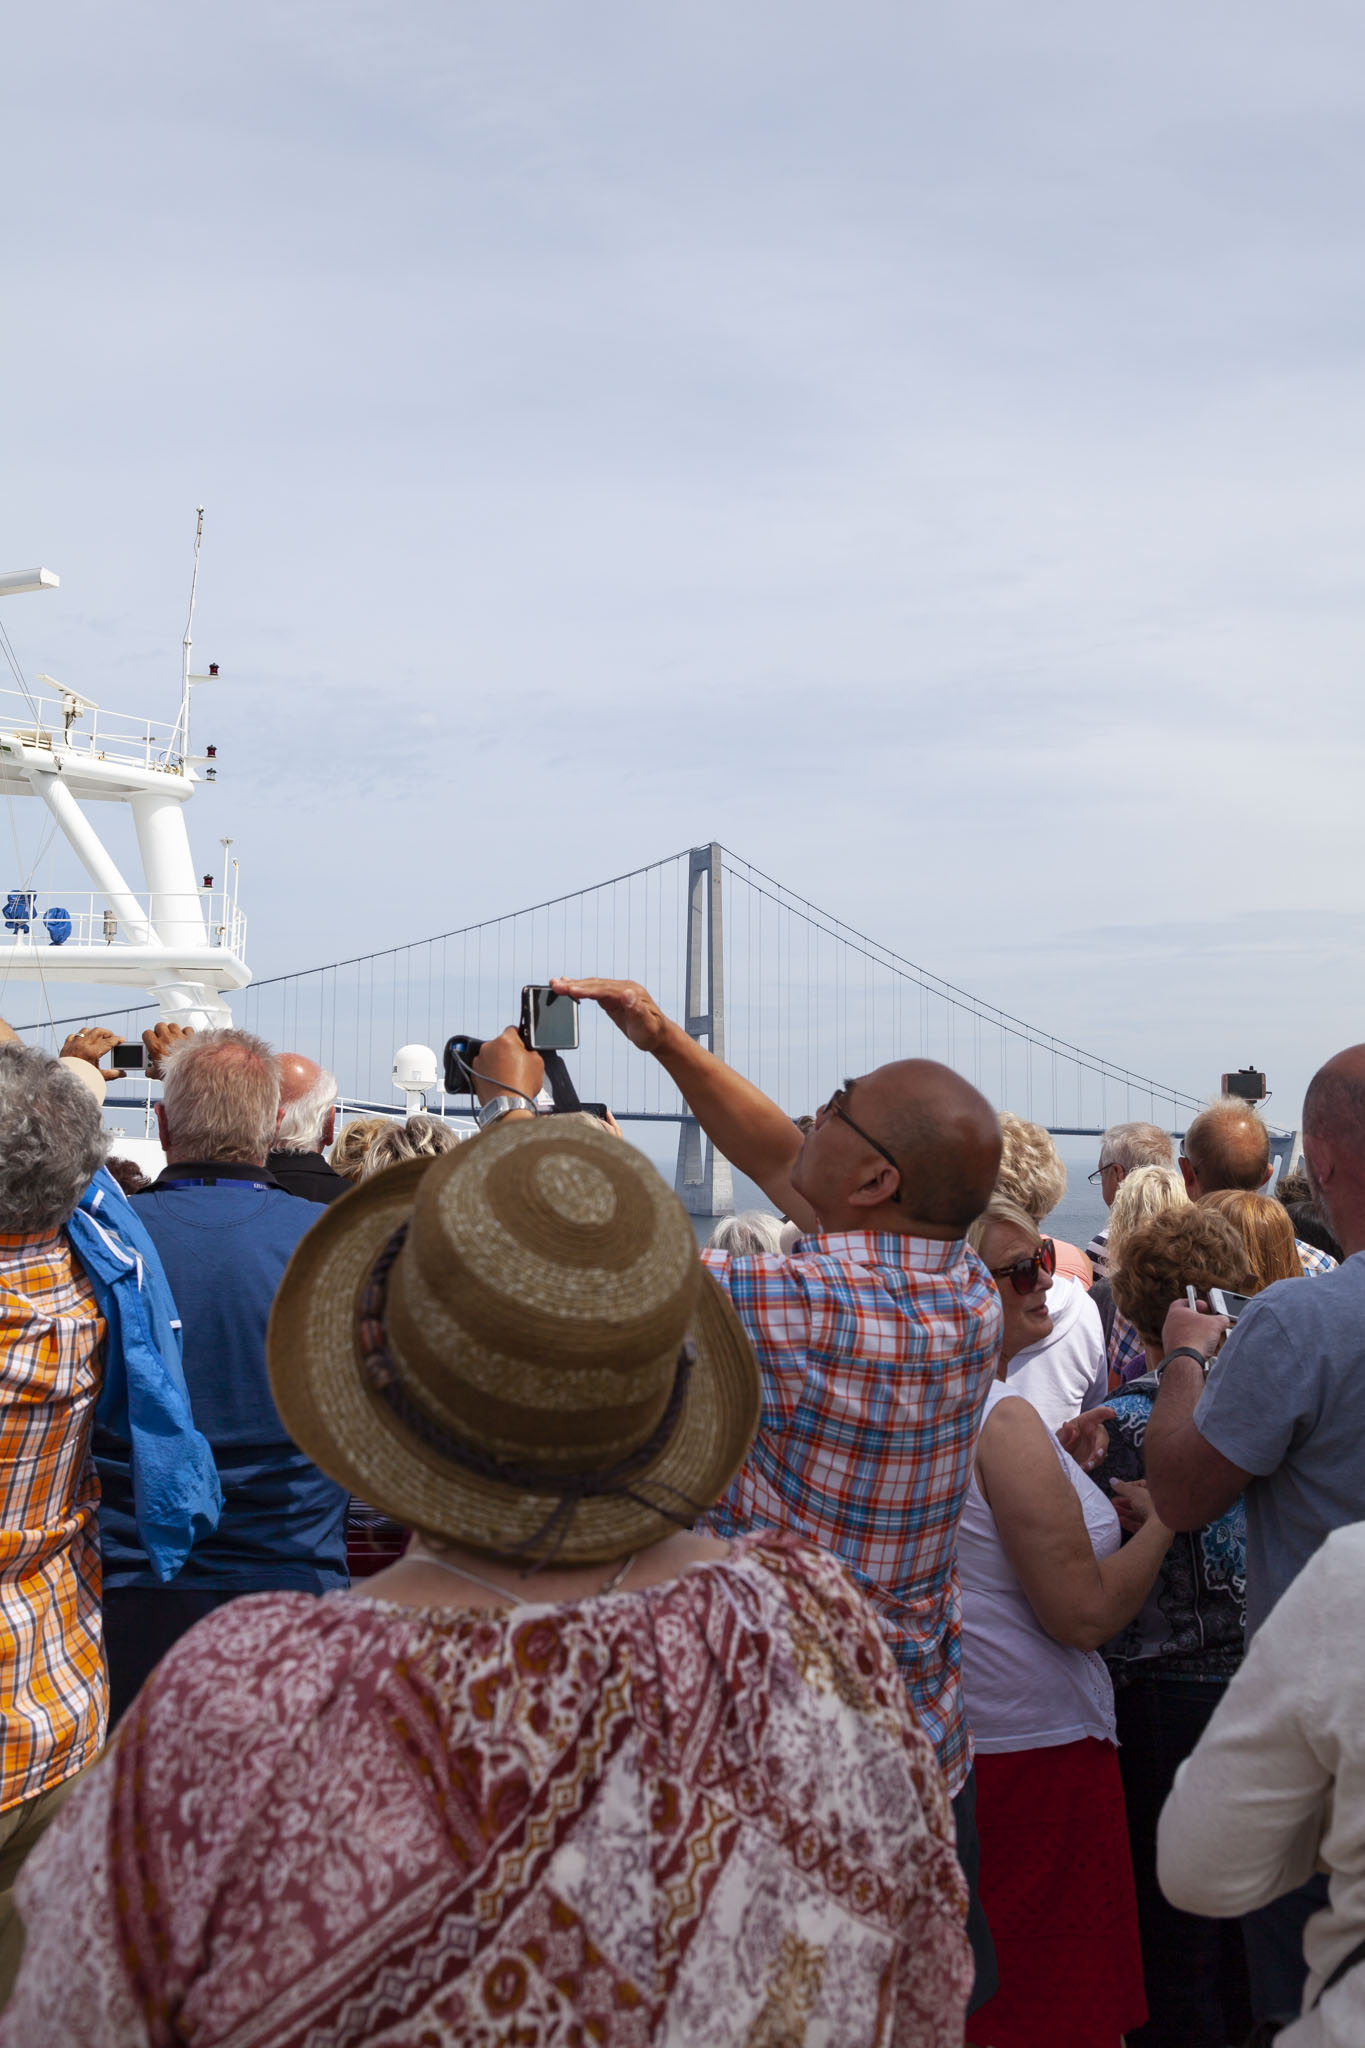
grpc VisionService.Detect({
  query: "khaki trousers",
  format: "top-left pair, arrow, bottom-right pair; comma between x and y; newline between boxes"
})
0,1767 -> 88,2007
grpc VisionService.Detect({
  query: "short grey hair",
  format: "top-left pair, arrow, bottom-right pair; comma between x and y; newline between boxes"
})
706,1210 -> 785,1256
1099,1121 -> 1177,1173
160,1028 -> 280,1165
275,1065 -> 339,1152
0,1043 -> 107,1232
359,1114 -> 462,1179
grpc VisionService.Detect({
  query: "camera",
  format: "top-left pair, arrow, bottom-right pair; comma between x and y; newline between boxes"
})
520,985 -> 579,1052
1221,1068 -> 1267,1103
113,1041 -> 146,1071
442,990 -> 606,1122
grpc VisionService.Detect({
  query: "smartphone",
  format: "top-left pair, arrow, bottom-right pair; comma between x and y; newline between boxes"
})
1208,1288 -> 1253,1322
112,1042 -> 146,1070
520,986 -> 579,1052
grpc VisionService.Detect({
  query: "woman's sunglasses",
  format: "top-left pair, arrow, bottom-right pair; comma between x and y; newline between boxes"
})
989,1239 -> 1057,1296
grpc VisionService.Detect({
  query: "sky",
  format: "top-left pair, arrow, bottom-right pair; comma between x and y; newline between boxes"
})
3,1 -> 1364,1127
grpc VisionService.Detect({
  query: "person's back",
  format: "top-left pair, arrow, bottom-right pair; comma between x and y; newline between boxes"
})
1190,1255 -> 1365,1633
111,1177 -> 344,1587
96,1029 -> 347,1720
4,1120 -> 972,2047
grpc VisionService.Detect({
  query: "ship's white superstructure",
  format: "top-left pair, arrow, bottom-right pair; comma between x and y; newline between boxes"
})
0,518 -> 248,1029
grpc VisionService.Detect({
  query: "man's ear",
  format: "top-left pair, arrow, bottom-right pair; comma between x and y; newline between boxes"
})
154,1102 -> 170,1153
846,1161 -> 901,1210
1303,1132 -> 1333,1187
323,1107 -> 336,1147
1258,1161 -> 1274,1189
1178,1156 -> 1198,1197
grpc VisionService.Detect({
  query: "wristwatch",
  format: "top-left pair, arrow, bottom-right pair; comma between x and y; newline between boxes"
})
476,1095 -> 534,1129
1155,1345 -> 1212,1380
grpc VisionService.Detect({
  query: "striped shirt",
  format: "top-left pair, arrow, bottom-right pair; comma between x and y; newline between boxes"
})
0,1233 -> 106,1814
701,1230 -> 1001,1794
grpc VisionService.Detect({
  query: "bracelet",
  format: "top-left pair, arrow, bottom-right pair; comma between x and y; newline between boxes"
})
1156,1346 -> 1211,1379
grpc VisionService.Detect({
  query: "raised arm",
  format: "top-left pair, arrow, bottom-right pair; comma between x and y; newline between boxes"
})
551,977 -> 818,1229
1143,1303 -> 1250,1531
976,1394 -> 1172,1653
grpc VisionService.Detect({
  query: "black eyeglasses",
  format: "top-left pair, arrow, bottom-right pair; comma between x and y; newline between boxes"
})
821,1080 -> 902,1202
989,1239 -> 1057,1296
1088,1163 -> 1116,1185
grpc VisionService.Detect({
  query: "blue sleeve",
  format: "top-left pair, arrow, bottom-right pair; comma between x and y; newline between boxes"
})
1194,1297 -> 1307,1479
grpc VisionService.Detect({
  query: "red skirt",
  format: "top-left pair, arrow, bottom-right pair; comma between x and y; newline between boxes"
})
969,1738 -> 1145,2048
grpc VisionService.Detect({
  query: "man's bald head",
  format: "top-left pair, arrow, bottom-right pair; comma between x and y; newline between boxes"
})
1181,1098 -> 1271,1195
795,1057 -> 1001,1235
1302,1046 -> 1365,1257
275,1052 -> 338,1154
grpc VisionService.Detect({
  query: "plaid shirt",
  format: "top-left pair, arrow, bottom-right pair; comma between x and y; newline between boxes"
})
0,1232 -> 107,1813
701,1231 -> 1000,1795
1297,1238 -> 1336,1277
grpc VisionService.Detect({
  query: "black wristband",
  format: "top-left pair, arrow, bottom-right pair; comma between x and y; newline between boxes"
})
1156,1346 -> 1211,1379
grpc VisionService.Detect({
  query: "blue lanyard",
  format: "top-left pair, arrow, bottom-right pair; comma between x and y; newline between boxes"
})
157,1177 -> 273,1192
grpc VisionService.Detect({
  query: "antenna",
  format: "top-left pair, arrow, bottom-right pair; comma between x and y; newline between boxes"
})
170,507 -> 204,766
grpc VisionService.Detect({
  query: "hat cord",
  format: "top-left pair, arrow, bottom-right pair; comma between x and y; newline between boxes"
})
358,1224 -> 705,1569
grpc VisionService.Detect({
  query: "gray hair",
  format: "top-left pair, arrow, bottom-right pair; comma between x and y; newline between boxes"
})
359,1114 -> 463,1179
160,1028 -> 280,1166
1099,1121 -> 1176,1173
0,1043 -> 107,1231
275,1065 -> 339,1152
706,1209 -> 785,1256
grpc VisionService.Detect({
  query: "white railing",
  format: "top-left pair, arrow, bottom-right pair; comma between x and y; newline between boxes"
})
0,889 -> 246,955
0,685 -> 190,775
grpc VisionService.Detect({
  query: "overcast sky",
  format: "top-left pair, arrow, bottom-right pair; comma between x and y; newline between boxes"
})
3,1 -> 1363,1123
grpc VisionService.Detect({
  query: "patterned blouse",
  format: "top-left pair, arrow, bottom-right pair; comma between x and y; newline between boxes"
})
1094,1372 -> 1246,1685
3,1535 -> 971,2047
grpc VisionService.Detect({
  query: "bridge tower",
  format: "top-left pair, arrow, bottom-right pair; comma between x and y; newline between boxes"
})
674,843 -> 734,1219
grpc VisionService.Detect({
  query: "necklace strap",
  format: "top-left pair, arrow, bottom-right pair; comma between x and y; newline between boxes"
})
358,1223 -> 703,1566
408,1544 -> 638,1603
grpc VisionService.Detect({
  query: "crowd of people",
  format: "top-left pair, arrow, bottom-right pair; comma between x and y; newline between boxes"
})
0,991 -> 1359,2045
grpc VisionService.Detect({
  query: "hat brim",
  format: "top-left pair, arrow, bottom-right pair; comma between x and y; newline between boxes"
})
267,1152 -> 761,1566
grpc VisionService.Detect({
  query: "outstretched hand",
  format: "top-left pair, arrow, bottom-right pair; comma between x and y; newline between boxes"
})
142,1019 -> 195,1081
61,1027 -> 127,1081
1057,1405 -> 1115,1474
550,978 -> 673,1054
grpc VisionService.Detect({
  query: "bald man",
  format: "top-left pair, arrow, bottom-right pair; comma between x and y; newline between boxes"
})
1147,1046 -> 1365,2019
266,1053 -> 347,1205
553,974 -> 1004,2013
1180,1094 -> 1336,1276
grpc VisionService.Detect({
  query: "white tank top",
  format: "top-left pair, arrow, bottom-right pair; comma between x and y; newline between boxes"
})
959,1381 -> 1121,1754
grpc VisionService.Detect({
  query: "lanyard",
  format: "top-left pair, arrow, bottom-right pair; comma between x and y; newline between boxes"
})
157,1178 -> 273,1192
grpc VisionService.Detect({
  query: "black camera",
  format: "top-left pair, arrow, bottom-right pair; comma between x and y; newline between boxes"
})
443,989 -> 606,1121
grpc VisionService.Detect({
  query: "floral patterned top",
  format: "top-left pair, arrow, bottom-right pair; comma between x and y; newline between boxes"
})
2,1534 -> 971,2047
1094,1372 -> 1246,1685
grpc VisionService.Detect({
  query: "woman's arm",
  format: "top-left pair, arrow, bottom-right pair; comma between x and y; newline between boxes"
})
976,1395 -> 1172,1653
1157,1541 -> 1333,1919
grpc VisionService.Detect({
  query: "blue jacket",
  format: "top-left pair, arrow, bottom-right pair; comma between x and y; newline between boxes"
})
70,1168 -> 222,1582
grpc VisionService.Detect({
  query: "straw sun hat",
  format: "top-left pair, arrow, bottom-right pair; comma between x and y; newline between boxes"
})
268,1116 -> 761,1566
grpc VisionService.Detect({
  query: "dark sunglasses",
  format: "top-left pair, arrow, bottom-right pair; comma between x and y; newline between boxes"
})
989,1239 -> 1057,1296
821,1080 -> 902,1202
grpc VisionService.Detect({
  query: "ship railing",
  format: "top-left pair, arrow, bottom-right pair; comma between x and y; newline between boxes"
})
0,686 -> 189,775
0,889 -> 246,955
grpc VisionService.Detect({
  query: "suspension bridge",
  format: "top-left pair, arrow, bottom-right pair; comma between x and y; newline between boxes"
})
17,842 -> 1203,1217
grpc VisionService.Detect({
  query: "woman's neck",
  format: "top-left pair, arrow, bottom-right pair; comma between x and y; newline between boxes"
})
352,1528 -> 731,1613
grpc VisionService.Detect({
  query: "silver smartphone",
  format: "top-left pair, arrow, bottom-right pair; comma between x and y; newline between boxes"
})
1208,1288 -> 1253,1322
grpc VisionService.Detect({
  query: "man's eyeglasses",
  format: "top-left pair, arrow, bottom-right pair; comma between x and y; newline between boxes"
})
820,1081 -> 902,1202
989,1239 -> 1057,1296
1088,1162 -> 1116,1185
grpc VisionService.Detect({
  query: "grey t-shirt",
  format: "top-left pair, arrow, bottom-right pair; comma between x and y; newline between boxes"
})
1196,1252 -> 1365,1636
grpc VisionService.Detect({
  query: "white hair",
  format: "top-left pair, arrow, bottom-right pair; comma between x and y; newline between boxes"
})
275,1065 -> 339,1152
1099,1121 -> 1177,1173
706,1210 -> 785,1256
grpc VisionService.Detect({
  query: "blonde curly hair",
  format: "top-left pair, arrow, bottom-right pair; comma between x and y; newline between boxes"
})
995,1113 -> 1067,1224
1110,1207 -> 1253,1350
1105,1165 -> 1189,1271
328,1114 -> 394,1184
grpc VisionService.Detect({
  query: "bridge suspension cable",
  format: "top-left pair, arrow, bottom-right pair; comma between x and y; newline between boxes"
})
19,842 -> 1201,1132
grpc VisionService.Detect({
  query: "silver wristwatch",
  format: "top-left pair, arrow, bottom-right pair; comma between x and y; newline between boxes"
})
476,1095 -> 532,1129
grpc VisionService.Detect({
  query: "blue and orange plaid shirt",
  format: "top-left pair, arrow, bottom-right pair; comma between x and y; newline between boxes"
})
702,1230 -> 1001,1794
0,1232 -> 106,1813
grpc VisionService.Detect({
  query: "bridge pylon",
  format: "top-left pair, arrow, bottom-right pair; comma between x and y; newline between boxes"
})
674,843 -> 734,1220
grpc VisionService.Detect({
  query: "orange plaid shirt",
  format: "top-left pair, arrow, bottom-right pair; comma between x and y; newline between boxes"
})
0,1231 -> 106,1813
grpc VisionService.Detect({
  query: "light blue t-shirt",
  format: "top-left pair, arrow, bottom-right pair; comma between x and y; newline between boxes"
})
1196,1252 -> 1365,1636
